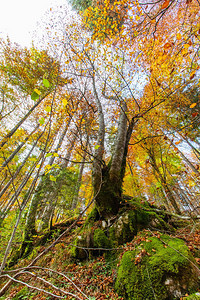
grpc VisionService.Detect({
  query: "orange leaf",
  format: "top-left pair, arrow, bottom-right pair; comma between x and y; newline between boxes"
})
192,112 -> 198,117
161,0 -> 170,9
189,72 -> 196,80
190,103 -> 197,108
175,140 -> 181,145
164,42 -> 172,49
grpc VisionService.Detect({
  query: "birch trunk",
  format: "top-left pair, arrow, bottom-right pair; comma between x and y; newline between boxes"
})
0,93 -> 50,149
0,131 -> 44,200
0,124 -> 39,173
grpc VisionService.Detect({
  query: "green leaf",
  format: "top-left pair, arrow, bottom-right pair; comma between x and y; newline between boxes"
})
50,175 -> 56,181
39,117 -> 45,125
94,145 -> 100,149
45,153 -> 52,157
29,157 -> 37,162
43,78 -> 50,88
31,91 -> 40,101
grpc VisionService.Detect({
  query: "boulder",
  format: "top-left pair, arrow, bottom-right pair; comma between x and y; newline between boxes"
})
115,234 -> 200,300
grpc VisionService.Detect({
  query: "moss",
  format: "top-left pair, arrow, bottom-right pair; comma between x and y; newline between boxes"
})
85,207 -> 100,226
70,207 -> 100,260
146,235 -> 189,272
115,234 -> 200,300
12,287 -> 31,299
185,293 -> 200,299
115,250 -> 167,299
93,228 -> 111,248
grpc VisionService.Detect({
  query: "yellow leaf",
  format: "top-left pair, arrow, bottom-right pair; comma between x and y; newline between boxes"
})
190,103 -> 197,108
45,164 -> 51,170
45,106 -> 51,112
62,99 -> 68,106
176,33 -> 181,40
184,43 -> 190,49
188,180 -> 195,187
34,88 -> 41,95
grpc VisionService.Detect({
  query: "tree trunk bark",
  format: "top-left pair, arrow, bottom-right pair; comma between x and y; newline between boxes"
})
71,136 -> 89,209
93,102 -> 135,219
148,149 -> 182,215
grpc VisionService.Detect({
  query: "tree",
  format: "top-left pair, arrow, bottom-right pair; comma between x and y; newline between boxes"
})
0,3 -> 200,298
25,0 -> 199,219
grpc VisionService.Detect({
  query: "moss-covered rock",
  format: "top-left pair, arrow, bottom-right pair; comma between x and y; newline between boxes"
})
71,199 -> 179,261
109,206 -> 172,246
109,210 -> 138,245
71,199 -> 187,261
71,226 -> 94,260
115,234 -> 200,300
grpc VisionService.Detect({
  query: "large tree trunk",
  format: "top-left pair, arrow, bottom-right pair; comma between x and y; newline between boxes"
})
94,102 -> 128,218
92,88 -> 136,218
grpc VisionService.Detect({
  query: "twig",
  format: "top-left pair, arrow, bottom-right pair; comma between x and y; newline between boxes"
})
14,266 -> 90,299
22,271 -> 83,300
0,274 -> 65,299
146,264 -> 157,300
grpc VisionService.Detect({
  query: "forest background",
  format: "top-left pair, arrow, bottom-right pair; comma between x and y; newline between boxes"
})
0,0 -> 200,298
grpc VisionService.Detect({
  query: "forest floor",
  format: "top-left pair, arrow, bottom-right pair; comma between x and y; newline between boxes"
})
0,218 -> 200,300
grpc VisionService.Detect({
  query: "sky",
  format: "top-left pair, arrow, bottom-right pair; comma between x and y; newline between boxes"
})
0,0 -> 68,47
